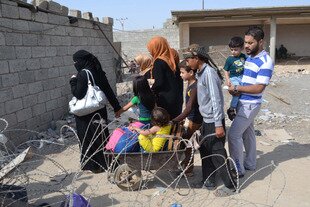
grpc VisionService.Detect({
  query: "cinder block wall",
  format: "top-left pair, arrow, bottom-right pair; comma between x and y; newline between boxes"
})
0,0 -> 117,144
113,19 -> 179,61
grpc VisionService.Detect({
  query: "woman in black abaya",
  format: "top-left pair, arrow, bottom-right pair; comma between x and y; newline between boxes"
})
70,50 -> 121,173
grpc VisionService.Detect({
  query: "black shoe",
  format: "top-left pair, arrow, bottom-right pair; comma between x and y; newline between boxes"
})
227,108 -> 236,121
231,169 -> 244,179
203,179 -> 216,190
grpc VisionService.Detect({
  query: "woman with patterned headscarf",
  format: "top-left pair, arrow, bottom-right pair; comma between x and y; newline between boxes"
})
147,36 -> 183,119
134,54 -> 153,78
70,50 -> 121,173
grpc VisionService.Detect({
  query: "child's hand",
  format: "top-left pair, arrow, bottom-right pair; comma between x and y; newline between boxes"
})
226,80 -> 231,87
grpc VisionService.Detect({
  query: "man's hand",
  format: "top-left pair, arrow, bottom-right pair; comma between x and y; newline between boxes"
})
215,126 -> 225,138
71,75 -> 76,78
228,85 -> 240,96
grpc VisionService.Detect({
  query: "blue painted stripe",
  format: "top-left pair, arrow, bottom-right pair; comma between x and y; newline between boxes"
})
247,58 -> 264,67
243,69 -> 258,78
240,94 -> 262,100
242,82 -> 252,86
258,69 -> 273,77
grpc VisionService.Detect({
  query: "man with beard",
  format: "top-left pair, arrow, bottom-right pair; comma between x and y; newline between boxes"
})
227,27 -> 274,178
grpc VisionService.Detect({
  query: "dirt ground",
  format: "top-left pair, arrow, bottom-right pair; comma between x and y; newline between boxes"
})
2,60 -> 310,207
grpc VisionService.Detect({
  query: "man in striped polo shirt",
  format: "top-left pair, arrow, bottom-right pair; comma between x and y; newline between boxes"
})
228,27 -> 274,177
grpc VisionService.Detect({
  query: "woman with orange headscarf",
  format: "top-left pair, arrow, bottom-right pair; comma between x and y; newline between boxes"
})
147,36 -> 183,119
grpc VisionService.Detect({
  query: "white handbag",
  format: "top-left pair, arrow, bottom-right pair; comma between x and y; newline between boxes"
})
69,69 -> 107,116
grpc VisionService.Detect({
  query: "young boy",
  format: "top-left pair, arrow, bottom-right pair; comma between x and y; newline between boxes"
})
223,37 -> 246,120
184,46 -> 236,192
173,60 -> 203,177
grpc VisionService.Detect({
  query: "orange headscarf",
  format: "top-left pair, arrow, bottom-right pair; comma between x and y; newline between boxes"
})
147,36 -> 176,72
134,54 -> 153,76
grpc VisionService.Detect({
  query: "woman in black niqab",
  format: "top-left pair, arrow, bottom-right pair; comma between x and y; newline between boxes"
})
70,50 -> 121,173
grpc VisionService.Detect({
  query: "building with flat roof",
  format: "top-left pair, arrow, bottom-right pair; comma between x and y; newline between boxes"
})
172,6 -> 310,62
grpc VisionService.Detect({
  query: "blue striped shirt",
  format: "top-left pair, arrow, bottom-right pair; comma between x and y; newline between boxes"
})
240,50 -> 274,104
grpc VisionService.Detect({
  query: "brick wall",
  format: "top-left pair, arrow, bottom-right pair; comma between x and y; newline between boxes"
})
0,0 -> 117,144
113,19 -> 179,62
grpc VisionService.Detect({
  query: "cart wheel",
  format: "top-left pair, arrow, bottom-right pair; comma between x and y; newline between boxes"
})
114,164 -> 142,191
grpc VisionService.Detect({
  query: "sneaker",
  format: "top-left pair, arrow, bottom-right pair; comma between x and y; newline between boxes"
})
227,108 -> 236,121
214,186 -> 236,197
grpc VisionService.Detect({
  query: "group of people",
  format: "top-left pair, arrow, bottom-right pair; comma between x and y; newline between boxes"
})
69,26 -> 274,193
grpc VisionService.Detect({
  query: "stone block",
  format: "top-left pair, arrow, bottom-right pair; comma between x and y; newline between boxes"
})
31,0 -> 48,10
1,4 -> 19,19
52,107 -> 65,120
57,96 -> 67,107
32,46 -> 46,58
42,79 -> 56,91
28,22 -> 43,32
50,88 -> 62,99
62,56 -> 74,66
37,35 -> 50,46
48,13 -> 61,25
12,84 -> 29,98
2,73 -> 19,87
46,99 -> 58,111
102,17 -> 113,25
5,98 -> 23,114
0,60 -> 9,74
56,46 -> 68,56
46,46 -> 57,56
34,11 -> 48,23
82,12 -> 93,20
94,17 -> 99,22
22,94 -> 38,108
19,71 -> 35,84
32,103 -> 46,116
16,108 -> 32,123
50,36 -> 62,46
28,81 -> 43,94
0,33 -> 4,46
0,103 -> 5,117
39,57 -> 53,69
34,69 -> 48,81
1,0 -> 18,6
26,58 -> 41,70
60,5 -> 68,16
52,56 -> 64,67
47,1 -> 61,13
9,59 -> 26,73
47,68 -> 59,78
19,7 -> 32,20
23,34 -> 38,46
0,88 -> 13,103
5,33 -> 23,46
12,19 -> 29,31
37,90 -> 51,103
69,10 -> 81,18
2,113 -> 18,127
15,46 -> 32,59
59,65 -> 73,76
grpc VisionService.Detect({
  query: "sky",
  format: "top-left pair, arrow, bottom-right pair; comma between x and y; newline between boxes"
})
54,0 -> 310,31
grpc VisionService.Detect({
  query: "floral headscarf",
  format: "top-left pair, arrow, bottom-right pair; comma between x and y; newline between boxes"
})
134,54 -> 153,76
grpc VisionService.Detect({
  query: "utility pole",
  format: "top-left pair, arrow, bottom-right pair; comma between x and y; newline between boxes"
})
116,17 -> 128,31
202,0 -> 204,10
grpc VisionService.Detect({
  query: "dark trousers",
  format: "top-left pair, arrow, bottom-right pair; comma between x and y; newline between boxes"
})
199,119 -> 234,188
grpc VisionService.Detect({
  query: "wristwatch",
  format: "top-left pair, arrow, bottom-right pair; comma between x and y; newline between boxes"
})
233,85 -> 238,93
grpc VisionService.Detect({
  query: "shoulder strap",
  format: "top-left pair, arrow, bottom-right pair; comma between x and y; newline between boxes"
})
82,69 -> 97,86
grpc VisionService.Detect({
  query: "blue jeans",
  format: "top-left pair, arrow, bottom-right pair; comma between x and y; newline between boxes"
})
230,76 -> 242,108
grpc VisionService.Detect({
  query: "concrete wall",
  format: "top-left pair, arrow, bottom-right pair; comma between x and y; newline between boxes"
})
0,0 -> 117,143
190,24 -> 310,57
113,19 -> 179,61
275,24 -> 310,57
